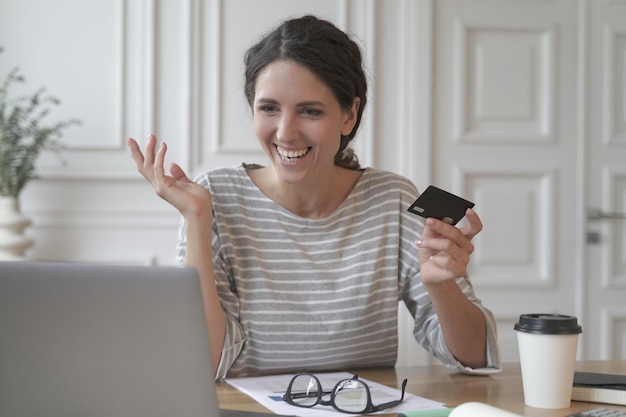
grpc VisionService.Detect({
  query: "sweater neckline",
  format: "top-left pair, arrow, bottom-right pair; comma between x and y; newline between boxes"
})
238,163 -> 371,222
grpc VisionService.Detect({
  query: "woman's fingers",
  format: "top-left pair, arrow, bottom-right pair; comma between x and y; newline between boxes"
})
154,141 -> 167,179
422,217 -> 475,255
417,211 -> 484,283
127,137 -> 154,182
169,162 -> 191,183
127,135 -> 168,186
458,208 -> 483,240
143,134 -> 157,168
127,137 -> 145,166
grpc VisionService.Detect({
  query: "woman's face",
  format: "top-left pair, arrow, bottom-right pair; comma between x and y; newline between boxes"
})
252,60 -> 359,184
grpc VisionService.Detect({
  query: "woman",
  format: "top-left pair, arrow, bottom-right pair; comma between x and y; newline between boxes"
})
128,15 -> 501,379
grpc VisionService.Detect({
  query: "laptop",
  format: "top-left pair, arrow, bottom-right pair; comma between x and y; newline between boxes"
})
0,261 -> 222,417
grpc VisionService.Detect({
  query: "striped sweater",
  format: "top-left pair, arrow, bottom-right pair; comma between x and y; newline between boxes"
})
176,164 -> 501,379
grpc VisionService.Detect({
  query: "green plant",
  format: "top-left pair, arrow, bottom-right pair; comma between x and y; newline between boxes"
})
0,48 -> 81,197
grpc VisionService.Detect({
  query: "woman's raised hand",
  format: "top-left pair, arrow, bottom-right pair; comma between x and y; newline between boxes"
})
127,134 -> 212,218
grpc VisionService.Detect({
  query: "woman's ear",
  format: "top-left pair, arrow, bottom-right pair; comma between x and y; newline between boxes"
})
341,97 -> 361,136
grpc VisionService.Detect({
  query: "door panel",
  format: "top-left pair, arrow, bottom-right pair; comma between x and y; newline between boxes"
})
434,0 -> 580,362
585,0 -> 626,360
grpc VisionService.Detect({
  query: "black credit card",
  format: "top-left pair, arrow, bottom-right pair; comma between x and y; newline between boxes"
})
407,185 -> 475,225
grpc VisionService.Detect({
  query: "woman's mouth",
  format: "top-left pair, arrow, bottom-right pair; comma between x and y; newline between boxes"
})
275,145 -> 311,163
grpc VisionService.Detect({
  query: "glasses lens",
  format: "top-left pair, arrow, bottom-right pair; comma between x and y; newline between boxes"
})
333,379 -> 368,413
288,374 -> 321,407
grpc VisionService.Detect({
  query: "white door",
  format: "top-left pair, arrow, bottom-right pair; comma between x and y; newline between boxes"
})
584,0 -> 626,360
432,0 -> 626,361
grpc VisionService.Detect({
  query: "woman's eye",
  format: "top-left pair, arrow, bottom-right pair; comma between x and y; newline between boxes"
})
258,105 -> 278,113
302,108 -> 323,117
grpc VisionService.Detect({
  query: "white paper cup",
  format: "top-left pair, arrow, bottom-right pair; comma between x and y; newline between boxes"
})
514,314 -> 582,409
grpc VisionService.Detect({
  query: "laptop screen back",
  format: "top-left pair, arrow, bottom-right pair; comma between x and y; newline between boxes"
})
0,261 -> 220,417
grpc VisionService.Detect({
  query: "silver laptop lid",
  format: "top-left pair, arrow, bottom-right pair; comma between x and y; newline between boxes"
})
0,261 -> 220,417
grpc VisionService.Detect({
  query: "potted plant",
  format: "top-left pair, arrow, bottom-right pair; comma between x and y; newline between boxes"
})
0,48 -> 81,260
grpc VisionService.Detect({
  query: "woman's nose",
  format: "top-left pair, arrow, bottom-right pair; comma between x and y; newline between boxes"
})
276,113 -> 299,142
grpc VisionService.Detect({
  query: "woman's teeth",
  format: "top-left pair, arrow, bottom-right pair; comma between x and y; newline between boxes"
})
276,146 -> 310,162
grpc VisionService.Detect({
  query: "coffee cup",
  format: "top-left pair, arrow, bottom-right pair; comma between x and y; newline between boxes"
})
514,313 -> 583,409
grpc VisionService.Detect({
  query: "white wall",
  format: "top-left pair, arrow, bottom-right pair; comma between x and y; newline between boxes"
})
5,0 -> 624,366
0,0 -> 432,365
1,0 -> 428,263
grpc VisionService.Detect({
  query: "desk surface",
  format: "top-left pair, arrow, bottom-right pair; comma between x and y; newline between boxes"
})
217,361 -> 626,417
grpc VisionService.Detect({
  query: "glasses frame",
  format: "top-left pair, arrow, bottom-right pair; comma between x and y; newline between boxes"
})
282,373 -> 408,415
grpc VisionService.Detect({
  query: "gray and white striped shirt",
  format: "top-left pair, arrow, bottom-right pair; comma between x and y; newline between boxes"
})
176,164 -> 501,379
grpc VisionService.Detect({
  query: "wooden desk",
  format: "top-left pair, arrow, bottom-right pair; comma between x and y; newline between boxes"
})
217,361 -> 626,416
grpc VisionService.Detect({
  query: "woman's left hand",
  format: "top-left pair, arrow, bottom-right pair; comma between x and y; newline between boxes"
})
416,208 -> 483,285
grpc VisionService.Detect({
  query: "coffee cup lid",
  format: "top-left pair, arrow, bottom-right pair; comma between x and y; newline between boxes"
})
514,313 -> 582,334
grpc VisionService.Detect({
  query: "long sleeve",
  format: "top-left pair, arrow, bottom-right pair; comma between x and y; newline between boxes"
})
175,216 -> 247,380
397,187 -> 502,374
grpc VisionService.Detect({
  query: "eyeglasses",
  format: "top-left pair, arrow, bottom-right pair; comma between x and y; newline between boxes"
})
282,373 -> 408,414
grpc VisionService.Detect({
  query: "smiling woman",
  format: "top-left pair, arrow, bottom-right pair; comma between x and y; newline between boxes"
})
127,15 -> 501,380
248,59 -> 361,206
243,15 -> 367,172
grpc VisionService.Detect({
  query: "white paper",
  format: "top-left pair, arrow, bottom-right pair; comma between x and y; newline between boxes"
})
225,371 -> 447,417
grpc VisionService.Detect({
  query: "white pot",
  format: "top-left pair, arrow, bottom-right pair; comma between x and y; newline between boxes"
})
0,196 -> 34,261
